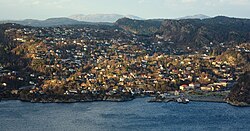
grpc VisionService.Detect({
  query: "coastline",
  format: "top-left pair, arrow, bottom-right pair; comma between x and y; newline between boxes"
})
1,97 -> 134,103
1,93 -> 249,107
225,100 -> 250,107
147,93 -> 250,106
187,95 -> 225,103
0,93 -> 135,103
20,95 -> 135,103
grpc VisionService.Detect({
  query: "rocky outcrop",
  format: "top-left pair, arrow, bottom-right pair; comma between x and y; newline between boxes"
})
226,72 -> 250,106
17,92 -> 134,103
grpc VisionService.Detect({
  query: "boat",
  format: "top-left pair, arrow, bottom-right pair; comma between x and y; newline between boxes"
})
176,97 -> 189,104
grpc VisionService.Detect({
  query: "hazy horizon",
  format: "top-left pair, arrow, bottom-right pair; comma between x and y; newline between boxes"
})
1,0 -> 250,20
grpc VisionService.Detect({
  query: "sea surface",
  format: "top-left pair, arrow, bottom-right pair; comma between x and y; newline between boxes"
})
0,98 -> 250,131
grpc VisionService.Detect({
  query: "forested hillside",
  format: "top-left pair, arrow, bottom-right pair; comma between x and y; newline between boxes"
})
116,16 -> 250,48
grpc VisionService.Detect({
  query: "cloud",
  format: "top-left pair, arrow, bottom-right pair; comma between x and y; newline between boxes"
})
16,0 -> 71,8
31,0 -> 41,5
181,0 -> 197,4
164,0 -> 250,6
228,0 -> 250,5
138,0 -> 153,4
138,0 -> 145,4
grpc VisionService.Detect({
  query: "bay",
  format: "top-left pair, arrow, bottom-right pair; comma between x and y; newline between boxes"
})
0,98 -> 249,131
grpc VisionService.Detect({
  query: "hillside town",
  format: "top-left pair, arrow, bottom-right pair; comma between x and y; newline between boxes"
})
0,24 -> 249,103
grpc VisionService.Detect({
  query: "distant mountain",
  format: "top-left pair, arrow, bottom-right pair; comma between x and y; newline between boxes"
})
177,14 -> 210,20
0,17 -> 113,27
69,14 -> 143,23
0,18 -> 81,27
115,16 -> 250,47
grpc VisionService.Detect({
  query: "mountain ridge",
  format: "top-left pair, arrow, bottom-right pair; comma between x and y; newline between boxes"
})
0,17 -> 113,27
177,14 -> 210,20
68,14 -> 143,23
115,16 -> 250,47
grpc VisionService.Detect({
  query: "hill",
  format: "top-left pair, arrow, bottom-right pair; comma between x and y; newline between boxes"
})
69,14 -> 143,23
0,24 -> 30,71
216,43 -> 250,69
115,18 -> 162,35
226,72 -> 250,106
115,16 -> 250,47
177,14 -> 210,20
0,18 -> 113,27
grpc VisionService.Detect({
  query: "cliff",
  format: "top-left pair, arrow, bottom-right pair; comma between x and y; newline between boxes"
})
227,72 -> 250,106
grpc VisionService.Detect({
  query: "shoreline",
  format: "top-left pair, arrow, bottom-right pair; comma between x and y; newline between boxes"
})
187,95 -> 225,103
1,94 -> 249,107
147,94 -> 250,106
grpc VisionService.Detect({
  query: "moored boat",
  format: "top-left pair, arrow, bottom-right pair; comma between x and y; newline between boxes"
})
176,97 -> 189,104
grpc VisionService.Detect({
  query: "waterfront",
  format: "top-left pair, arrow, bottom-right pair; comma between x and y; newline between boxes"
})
0,98 -> 250,131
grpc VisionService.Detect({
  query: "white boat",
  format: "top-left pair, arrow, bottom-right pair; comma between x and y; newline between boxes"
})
176,97 -> 189,104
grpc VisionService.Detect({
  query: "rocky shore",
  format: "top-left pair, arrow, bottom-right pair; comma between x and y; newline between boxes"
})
226,72 -> 250,107
225,99 -> 250,107
149,94 -> 226,104
149,94 -> 250,107
27,95 -> 133,103
1,90 -> 249,107
187,95 -> 225,103
148,96 -> 176,103
0,92 -> 134,103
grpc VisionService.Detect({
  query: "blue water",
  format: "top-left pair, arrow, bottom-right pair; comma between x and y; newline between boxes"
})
0,98 -> 249,131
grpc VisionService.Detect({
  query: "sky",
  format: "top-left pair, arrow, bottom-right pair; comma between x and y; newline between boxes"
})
0,0 -> 250,20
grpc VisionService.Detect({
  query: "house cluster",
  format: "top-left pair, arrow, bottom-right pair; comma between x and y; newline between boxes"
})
0,68 -> 27,90
1,25 -> 246,97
